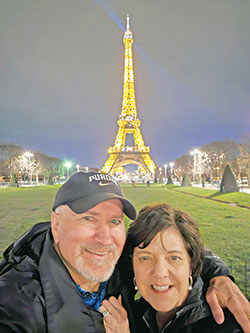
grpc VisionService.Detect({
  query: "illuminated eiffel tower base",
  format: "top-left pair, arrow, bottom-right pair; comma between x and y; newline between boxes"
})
102,15 -> 156,176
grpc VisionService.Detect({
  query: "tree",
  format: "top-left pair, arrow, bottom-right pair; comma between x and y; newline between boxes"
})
0,144 -> 24,177
236,143 -> 250,182
220,165 -> 239,193
0,144 -> 64,184
12,153 -> 39,182
34,151 -> 63,182
175,140 -> 249,185
201,141 -> 239,183
175,155 -> 193,181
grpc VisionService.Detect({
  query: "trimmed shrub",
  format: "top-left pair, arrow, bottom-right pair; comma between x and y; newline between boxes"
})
220,165 -> 239,193
47,175 -> 54,185
167,176 -> 173,185
9,174 -> 18,187
181,174 -> 192,187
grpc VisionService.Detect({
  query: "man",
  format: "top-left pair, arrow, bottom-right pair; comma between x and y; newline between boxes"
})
0,171 -> 249,332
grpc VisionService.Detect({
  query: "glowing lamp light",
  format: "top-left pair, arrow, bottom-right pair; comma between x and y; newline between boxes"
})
24,152 -> 33,158
169,162 -> 174,176
64,161 -> 72,179
191,149 -> 200,155
64,162 -> 72,168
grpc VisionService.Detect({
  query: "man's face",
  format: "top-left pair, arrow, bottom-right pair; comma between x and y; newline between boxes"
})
51,199 -> 126,285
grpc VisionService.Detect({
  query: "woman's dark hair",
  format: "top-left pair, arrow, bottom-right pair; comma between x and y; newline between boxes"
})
125,203 -> 204,282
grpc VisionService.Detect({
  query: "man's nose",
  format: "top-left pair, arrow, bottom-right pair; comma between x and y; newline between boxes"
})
94,223 -> 112,244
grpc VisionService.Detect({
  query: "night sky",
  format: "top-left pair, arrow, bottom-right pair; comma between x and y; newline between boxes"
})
1,0 -> 249,169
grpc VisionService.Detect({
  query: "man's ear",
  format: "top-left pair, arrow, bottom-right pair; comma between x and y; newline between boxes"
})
51,211 -> 60,245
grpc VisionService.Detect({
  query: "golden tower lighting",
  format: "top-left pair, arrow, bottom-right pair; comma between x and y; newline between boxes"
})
102,15 -> 156,175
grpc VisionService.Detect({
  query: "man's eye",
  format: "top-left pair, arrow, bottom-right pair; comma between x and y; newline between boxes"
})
83,216 -> 94,221
111,219 -> 122,225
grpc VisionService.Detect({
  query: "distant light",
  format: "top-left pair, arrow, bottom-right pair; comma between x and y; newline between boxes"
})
121,174 -> 129,181
24,151 -> 33,158
190,149 -> 200,155
64,162 -> 72,168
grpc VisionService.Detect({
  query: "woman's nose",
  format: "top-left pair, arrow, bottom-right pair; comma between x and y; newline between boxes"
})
152,259 -> 170,278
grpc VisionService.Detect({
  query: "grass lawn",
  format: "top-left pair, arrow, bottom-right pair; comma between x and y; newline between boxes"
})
169,185 -> 250,206
0,186 -> 59,256
122,185 -> 250,261
1,184 -> 250,295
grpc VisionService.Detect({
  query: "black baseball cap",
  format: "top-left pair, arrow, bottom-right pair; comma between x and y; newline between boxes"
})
53,171 -> 136,220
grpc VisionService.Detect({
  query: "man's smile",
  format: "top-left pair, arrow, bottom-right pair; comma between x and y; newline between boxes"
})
85,249 -> 110,256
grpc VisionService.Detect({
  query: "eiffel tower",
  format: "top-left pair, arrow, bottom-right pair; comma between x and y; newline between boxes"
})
102,15 -> 156,175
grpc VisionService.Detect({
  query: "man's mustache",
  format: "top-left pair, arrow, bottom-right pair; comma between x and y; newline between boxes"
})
80,243 -> 117,252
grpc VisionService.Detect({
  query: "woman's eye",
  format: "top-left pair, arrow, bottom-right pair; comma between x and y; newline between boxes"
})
139,256 -> 150,262
170,255 -> 181,261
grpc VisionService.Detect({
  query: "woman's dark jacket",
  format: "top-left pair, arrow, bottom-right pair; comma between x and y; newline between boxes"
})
0,222 -> 232,332
133,277 -> 243,333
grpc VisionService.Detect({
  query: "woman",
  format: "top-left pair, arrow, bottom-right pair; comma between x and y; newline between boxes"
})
100,203 -> 243,332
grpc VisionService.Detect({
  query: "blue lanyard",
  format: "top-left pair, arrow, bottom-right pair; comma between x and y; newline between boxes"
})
76,281 -> 108,311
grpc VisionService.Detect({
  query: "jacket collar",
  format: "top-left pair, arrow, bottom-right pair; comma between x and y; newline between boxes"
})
39,228 -> 105,332
1,222 -> 106,332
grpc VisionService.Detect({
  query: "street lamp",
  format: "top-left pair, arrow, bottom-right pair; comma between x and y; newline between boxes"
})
76,164 -> 80,172
164,163 -> 168,179
159,167 -> 162,183
64,162 -> 72,179
169,162 -> 174,176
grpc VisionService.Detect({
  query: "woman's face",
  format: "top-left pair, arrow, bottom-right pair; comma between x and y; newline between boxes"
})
133,227 -> 191,312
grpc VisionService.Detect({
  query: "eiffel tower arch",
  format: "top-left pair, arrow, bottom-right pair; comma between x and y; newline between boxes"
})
102,15 -> 157,176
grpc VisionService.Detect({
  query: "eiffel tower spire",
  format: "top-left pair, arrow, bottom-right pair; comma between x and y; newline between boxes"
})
102,16 -> 156,175
121,14 -> 137,122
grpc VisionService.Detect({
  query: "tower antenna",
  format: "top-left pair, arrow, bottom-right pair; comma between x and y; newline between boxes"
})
126,14 -> 130,31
